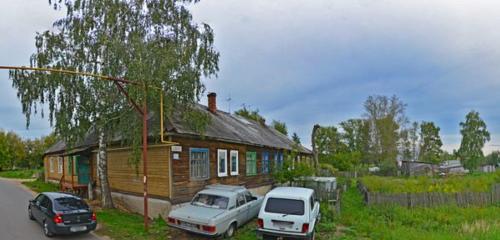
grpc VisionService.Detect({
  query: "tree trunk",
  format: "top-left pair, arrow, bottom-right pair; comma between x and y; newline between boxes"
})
97,129 -> 114,208
312,124 -> 320,176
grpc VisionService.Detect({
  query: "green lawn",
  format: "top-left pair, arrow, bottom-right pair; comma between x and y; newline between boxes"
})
0,169 -> 38,179
332,181 -> 500,240
22,180 -> 59,193
361,171 -> 500,193
95,209 -> 169,240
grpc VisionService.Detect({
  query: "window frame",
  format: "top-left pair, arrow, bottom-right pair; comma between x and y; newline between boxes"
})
190,148 -> 210,181
217,149 -> 228,177
58,157 -> 63,174
246,151 -> 257,176
230,150 -> 239,176
262,151 -> 270,174
49,158 -> 54,173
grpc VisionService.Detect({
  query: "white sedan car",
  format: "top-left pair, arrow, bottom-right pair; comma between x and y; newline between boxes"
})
167,184 -> 263,238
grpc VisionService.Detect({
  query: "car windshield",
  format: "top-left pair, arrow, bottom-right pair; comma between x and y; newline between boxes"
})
191,194 -> 229,209
53,197 -> 88,211
265,198 -> 304,215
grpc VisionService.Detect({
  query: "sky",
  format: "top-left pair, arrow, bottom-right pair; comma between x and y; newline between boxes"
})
1,0 -> 500,153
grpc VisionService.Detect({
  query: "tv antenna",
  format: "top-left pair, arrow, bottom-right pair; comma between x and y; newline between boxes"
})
226,94 -> 232,113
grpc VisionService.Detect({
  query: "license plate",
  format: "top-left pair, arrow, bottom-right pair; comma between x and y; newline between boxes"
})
180,221 -> 197,229
70,226 -> 87,232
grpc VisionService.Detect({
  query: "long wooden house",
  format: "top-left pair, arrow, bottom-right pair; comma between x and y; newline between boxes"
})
43,93 -> 312,218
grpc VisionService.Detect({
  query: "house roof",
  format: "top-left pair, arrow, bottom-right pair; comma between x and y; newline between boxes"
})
166,104 -> 312,154
45,103 -> 312,155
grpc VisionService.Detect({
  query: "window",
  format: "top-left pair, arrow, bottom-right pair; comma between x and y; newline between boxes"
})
217,149 -> 228,177
245,191 -> 255,202
274,152 -> 283,170
49,158 -> 54,173
262,151 -> 270,174
230,150 -> 239,176
54,197 -> 89,211
67,156 -> 74,174
190,148 -> 209,180
310,196 -> 314,210
246,151 -> 257,176
264,198 -> 305,215
191,194 -> 229,209
58,157 -> 63,174
236,194 -> 246,207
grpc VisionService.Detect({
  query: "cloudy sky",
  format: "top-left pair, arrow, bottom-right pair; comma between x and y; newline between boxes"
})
1,0 -> 500,153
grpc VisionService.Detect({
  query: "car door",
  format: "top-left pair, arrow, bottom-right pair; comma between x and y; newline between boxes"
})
38,196 -> 52,222
244,191 -> 258,221
31,194 -> 45,222
234,193 -> 248,226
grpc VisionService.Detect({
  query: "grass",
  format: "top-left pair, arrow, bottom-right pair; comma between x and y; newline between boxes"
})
360,171 -> 500,193
22,179 -> 60,193
0,169 -> 38,179
95,209 -> 169,240
332,180 -> 500,240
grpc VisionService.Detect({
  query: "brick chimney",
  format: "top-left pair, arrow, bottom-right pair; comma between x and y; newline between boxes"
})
208,92 -> 217,114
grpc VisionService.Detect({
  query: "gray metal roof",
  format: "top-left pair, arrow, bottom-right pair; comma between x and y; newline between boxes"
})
45,104 -> 312,155
166,104 -> 312,154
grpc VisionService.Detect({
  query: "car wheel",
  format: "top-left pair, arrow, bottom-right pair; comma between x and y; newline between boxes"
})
43,221 -> 54,238
225,222 -> 236,238
310,230 -> 316,240
28,207 -> 34,220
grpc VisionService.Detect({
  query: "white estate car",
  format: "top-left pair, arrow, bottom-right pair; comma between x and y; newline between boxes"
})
257,187 -> 320,240
167,184 -> 263,238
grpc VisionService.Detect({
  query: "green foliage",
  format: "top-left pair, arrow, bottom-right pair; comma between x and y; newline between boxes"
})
0,169 -> 38,179
181,108 -> 211,135
335,186 -> 500,240
23,180 -> 59,193
360,172 -> 500,193
0,130 -> 55,171
458,111 -> 490,171
271,120 -> 288,136
485,151 -> 500,166
96,209 -> 168,240
273,150 -> 314,184
235,106 -> 265,124
292,132 -> 301,144
419,121 -> 443,164
10,0 -> 219,165
363,95 -> 407,168
339,119 -> 369,155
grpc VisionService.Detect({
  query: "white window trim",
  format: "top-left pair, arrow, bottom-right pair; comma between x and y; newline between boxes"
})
58,157 -> 63,174
217,149 -> 228,177
49,158 -> 54,173
230,150 -> 239,176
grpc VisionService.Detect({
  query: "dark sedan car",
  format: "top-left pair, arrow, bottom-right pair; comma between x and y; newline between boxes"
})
28,192 -> 97,237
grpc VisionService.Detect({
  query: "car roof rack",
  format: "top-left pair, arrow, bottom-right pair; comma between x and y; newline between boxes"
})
205,184 -> 246,192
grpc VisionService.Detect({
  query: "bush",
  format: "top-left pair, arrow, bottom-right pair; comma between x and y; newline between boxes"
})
360,171 -> 500,193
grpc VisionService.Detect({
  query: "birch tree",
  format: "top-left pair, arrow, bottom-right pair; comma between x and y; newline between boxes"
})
10,0 -> 219,208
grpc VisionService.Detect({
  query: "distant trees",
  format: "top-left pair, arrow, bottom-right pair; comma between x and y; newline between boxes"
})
419,122 -> 443,164
0,130 -> 56,171
485,151 -> 500,166
235,106 -> 266,123
292,133 -> 301,144
458,111 -> 490,171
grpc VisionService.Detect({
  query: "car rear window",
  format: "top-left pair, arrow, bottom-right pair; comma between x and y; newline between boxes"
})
192,194 -> 229,209
53,197 -> 88,211
265,198 -> 304,215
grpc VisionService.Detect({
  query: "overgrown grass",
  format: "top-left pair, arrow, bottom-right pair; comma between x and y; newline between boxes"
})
333,181 -> 500,240
0,169 -> 38,179
22,180 -> 59,193
95,209 -> 169,240
361,171 -> 500,193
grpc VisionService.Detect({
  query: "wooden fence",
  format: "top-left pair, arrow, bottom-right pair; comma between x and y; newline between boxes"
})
358,183 -> 500,208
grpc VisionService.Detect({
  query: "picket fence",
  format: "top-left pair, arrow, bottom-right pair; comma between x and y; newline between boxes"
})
358,183 -> 500,208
